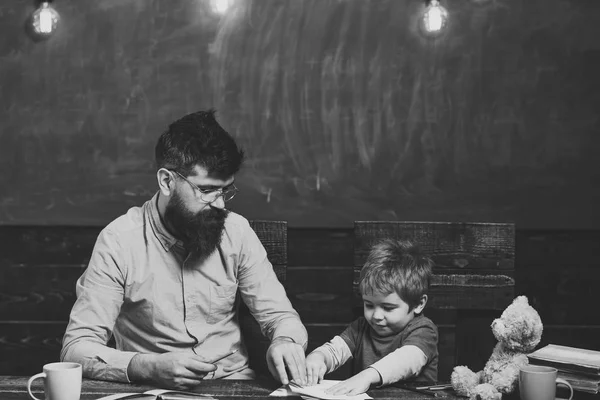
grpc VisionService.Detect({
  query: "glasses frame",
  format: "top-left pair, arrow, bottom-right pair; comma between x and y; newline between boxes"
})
171,170 -> 238,204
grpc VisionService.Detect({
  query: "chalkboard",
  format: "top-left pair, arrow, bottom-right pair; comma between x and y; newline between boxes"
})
1,0 -> 599,228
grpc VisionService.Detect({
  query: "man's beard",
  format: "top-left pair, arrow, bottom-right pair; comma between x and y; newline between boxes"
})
163,189 -> 228,258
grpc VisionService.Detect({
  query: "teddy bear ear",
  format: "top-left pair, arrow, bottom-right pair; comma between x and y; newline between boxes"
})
514,295 -> 529,305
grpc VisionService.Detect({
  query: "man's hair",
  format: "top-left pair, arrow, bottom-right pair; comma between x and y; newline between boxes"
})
155,109 -> 245,179
359,239 -> 434,310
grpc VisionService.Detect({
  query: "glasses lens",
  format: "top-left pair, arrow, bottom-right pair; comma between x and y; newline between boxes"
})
223,190 -> 236,202
200,191 -> 218,203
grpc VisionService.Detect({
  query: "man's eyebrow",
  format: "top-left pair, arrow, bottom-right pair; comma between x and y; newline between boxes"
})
197,181 -> 236,190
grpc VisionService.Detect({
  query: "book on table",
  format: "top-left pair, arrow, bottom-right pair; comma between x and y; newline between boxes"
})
527,344 -> 600,394
556,371 -> 600,394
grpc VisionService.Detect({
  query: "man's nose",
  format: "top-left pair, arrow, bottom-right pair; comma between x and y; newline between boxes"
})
210,195 -> 226,209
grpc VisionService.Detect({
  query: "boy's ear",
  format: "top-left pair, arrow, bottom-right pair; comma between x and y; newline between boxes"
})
413,294 -> 428,314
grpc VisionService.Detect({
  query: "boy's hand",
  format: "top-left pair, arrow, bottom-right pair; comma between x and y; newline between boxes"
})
324,367 -> 380,396
305,352 -> 327,386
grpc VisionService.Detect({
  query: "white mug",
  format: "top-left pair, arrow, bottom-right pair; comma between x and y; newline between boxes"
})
27,362 -> 82,400
519,365 -> 573,400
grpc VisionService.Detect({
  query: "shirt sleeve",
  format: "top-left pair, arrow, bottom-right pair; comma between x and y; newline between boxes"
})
338,318 -> 364,355
370,318 -> 438,386
401,318 -> 438,365
60,228 -> 137,382
370,345 -> 427,386
309,336 -> 353,373
236,221 -> 308,348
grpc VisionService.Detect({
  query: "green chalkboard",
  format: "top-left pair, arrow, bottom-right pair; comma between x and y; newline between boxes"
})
1,0 -> 599,228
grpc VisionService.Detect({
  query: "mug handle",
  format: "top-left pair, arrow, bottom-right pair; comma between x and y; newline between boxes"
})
556,377 -> 573,400
27,372 -> 46,400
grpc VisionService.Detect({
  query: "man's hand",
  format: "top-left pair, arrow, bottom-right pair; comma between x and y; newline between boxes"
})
266,337 -> 307,386
305,351 -> 327,386
128,351 -> 217,390
324,367 -> 380,396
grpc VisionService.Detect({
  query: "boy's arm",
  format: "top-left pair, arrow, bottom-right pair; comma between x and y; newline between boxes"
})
369,345 -> 428,386
370,318 -> 438,386
309,336 -> 353,373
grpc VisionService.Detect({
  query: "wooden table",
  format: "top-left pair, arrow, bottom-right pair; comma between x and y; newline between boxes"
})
0,376 -> 457,400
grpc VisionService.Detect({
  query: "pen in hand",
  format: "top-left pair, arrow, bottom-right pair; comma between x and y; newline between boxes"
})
416,384 -> 453,391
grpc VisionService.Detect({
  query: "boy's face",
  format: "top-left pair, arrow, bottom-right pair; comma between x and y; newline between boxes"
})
362,291 -> 426,337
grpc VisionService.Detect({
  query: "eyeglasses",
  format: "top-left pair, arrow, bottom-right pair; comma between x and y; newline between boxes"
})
172,171 -> 239,204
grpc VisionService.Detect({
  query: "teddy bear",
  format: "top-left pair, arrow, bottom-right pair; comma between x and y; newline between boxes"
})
451,295 -> 543,400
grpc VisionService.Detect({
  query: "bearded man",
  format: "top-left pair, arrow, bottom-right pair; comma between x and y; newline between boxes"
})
61,110 -> 308,389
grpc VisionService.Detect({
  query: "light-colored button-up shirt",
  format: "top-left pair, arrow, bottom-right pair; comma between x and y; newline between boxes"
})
61,193 -> 307,382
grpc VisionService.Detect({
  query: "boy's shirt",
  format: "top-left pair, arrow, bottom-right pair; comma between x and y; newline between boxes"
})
340,314 -> 438,383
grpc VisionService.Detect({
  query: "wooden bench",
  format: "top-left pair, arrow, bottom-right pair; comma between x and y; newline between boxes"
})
354,221 -> 516,378
0,221 -> 287,377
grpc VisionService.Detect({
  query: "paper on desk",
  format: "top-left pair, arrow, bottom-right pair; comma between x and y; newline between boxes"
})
95,389 -> 214,400
269,380 -> 372,400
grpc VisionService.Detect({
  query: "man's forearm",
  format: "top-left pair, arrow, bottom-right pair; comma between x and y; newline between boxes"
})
127,353 -> 156,382
61,340 -> 138,382
268,316 -> 308,350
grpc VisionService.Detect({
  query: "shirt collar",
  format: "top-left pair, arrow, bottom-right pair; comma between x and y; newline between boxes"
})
147,192 -> 182,252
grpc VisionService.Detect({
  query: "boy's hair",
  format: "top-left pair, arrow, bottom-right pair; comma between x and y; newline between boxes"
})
359,239 -> 434,311
155,109 -> 245,179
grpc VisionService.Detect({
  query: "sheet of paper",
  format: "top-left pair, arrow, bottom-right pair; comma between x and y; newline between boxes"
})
269,380 -> 372,400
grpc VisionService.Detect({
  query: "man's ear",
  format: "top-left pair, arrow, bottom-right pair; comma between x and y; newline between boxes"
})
413,294 -> 428,314
157,168 -> 173,196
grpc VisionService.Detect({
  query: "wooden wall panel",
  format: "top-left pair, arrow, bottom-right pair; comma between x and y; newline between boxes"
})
0,226 -> 599,382
539,326 -> 600,351
0,322 -> 66,376
287,266 -> 354,324
516,230 -> 600,325
0,265 -> 81,321
0,227 -> 99,265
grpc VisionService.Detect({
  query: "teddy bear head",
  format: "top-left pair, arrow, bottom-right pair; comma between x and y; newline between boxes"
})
490,295 -> 543,353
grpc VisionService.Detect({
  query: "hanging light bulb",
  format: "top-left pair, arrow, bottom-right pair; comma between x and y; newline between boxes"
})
31,1 -> 60,37
210,0 -> 234,15
420,0 -> 448,37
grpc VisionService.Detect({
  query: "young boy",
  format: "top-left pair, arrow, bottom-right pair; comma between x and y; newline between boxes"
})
305,239 -> 438,395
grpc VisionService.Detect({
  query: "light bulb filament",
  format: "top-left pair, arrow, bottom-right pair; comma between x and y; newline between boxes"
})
211,0 -> 233,15
421,0 -> 448,35
39,6 -> 52,33
426,5 -> 443,31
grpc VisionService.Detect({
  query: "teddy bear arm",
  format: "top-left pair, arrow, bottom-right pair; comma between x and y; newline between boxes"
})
451,366 -> 483,397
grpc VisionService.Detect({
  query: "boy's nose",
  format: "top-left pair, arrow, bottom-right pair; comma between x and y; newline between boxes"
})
372,309 -> 385,320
